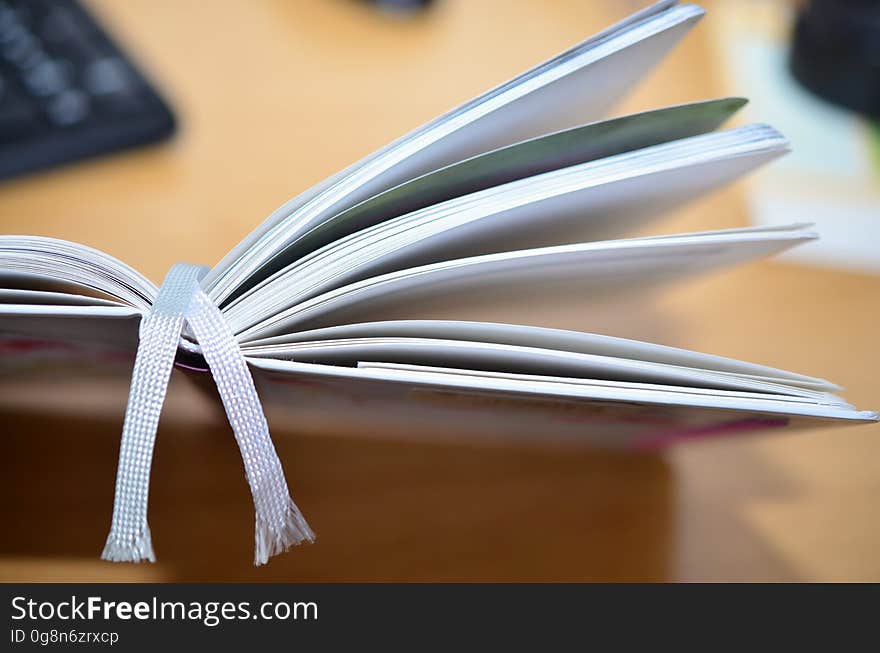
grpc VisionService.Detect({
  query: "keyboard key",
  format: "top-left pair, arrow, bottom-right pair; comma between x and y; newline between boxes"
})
0,26 -> 36,64
83,57 -> 134,95
44,87 -> 89,126
23,58 -> 72,96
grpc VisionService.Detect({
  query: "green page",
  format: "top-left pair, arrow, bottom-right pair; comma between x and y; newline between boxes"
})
267,98 -> 747,277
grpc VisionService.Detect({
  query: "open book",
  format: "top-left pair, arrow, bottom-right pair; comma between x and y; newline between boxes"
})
2,0 -> 877,451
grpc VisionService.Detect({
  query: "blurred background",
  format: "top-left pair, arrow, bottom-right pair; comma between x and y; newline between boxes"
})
0,0 -> 878,581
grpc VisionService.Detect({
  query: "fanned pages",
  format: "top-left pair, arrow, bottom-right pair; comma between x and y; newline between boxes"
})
0,1 -> 875,496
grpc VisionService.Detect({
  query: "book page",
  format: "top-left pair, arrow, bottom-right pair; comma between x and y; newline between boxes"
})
0,288 -> 123,307
242,316 -> 836,391
231,225 -> 811,338
248,358 -> 876,445
224,126 -> 788,333
265,99 -> 746,267
204,2 -> 705,305
242,335 -> 843,401
0,237 -> 156,309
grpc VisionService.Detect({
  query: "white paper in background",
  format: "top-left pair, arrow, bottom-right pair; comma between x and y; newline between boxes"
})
712,1 -> 880,274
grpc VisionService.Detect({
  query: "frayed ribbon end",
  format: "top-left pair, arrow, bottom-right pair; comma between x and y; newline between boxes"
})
101,526 -> 157,563
254,499 -> 315,566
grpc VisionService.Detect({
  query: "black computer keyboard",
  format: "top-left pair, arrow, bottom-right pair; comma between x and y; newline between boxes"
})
0,0 -> 175,180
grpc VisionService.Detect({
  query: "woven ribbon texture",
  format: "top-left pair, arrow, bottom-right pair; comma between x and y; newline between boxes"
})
102,263 -> 313,566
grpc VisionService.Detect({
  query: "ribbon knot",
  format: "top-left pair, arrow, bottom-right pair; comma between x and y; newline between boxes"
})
102,263 -> 314,566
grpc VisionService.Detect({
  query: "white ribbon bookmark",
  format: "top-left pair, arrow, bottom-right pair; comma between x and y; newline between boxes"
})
102,263 -> 314,566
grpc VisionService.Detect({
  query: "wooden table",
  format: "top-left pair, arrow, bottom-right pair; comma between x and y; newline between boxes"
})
1,0 -> 878,581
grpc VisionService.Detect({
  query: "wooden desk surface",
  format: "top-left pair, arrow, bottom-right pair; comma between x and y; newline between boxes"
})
1,0 -> 878,581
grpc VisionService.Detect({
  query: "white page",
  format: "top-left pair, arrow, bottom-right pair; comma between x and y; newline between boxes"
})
249,357 -> 877,424
0,237 -> 156,309
224,125 -> 788,328
229,192 -> 798,341
231,225 -> 811,338
204,2 -> 705,305
357,362 -> 834,406
0,304 -> 142,352
242,318 -> 836,391
251,98 -> 747,271
0,289 -> 123,307
242,336 -> 845,402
